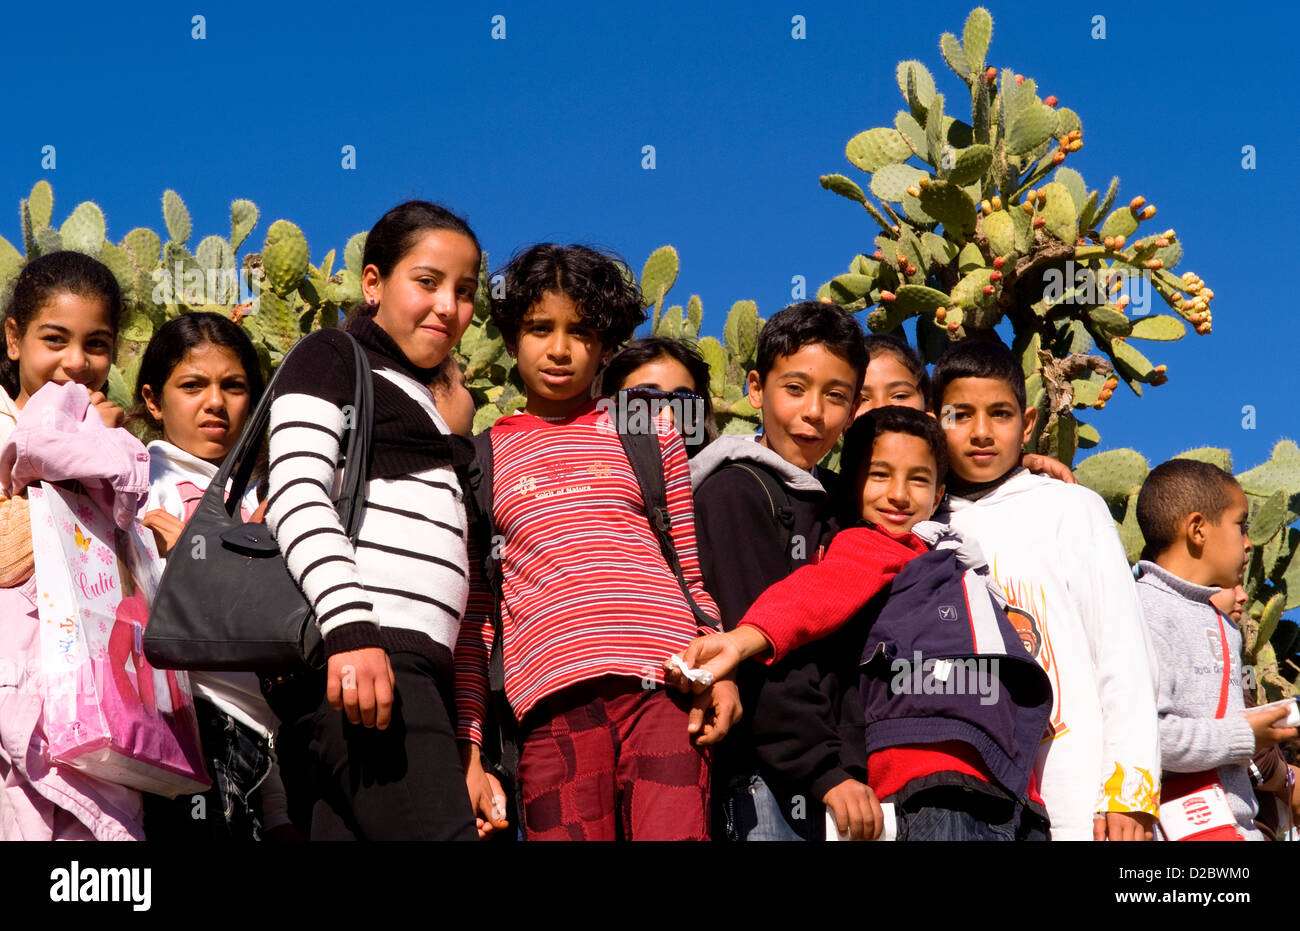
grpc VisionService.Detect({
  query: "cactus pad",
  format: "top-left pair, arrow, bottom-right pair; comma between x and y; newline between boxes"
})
1128,314 -> 1185,341
1073,448 -> 1151,508
230,199 -> 259,252
60,201 -> 106,257
640,245 -> 679,310
262,220 -> 310,296
846,128 -> 912,173
162,190 -> 191,245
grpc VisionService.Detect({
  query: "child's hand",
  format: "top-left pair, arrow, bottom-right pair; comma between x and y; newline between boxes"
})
1246,704 -> 1299,750
88,390 -> 124,429
687,677 -> 742,745
664,626 -> 772,693
141,508 -> 185,557
1021,453 -> 1076,484
326,647 -> 394,729
1093,811 -> 1155,841
822,779 -> 883,841
460,741 -> 509,840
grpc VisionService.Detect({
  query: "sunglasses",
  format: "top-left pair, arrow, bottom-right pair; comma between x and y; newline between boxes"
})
619,387 -> 702,404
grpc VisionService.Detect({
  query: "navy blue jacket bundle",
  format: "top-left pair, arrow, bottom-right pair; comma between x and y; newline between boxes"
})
860,525 -> 1054,806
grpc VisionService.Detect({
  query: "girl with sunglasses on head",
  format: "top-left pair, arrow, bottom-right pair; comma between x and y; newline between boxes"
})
601,337 -> 718,461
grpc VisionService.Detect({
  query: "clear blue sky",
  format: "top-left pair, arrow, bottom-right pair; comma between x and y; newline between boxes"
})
3,0 -> 1296,475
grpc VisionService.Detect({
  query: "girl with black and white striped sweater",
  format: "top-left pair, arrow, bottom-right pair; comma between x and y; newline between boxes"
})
264,201 -> 483,840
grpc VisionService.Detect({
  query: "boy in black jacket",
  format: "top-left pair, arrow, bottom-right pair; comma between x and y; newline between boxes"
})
691,301 -> 866,840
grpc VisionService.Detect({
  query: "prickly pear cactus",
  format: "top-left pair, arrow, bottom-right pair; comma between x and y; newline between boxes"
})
817,6 -> 1215,465
0,183 -> 367,409
1075,440 -> 1300,703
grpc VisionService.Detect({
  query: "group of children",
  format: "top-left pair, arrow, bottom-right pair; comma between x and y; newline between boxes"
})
0,198 -> 1295,842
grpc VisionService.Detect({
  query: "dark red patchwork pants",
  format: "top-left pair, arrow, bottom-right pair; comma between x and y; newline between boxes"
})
517,677 -> 710,841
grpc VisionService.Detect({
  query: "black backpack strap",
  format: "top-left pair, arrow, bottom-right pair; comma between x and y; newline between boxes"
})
723,462 -> 796,570
617,429 -> 718,631
466,430 -> 522,825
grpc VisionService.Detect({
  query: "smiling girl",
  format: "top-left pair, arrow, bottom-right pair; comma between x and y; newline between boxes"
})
263,201 -> 482,840
0,251 -> 147,840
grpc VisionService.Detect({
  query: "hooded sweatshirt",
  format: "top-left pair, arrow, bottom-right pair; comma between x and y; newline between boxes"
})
691,434 -> 851,834
1135,560 -> 1261,840
936,468 -> 1162,840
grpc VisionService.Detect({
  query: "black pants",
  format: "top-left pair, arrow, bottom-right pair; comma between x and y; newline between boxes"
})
268,650 -> 476,841
143,697 -> 273,841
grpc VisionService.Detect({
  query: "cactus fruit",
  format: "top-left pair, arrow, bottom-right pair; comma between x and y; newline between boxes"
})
1044,95 -> 1058,107
1139,205 -> 1157,220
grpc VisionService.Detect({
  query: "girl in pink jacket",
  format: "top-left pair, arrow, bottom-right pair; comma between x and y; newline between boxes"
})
0,251 -> 149,840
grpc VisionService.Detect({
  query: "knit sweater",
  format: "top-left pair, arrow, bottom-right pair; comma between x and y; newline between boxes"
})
265,318 -> 473,662
1135,560 -> 1261,840
454,400 -> 719,745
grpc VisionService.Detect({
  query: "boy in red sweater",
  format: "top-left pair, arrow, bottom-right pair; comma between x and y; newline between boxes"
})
456,244 -> 737,841
668,406 -> 1052,840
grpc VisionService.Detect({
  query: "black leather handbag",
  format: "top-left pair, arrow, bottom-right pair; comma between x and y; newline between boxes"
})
144,331 -> 373,672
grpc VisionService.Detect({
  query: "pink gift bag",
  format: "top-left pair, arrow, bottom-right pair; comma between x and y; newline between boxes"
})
28,481 -> 210,798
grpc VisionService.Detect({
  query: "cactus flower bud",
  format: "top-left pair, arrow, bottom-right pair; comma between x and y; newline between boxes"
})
990,196 -> 1002,210
1144,258 -> 1163,270
1129,195 -> 1146,211
993,256 -> 1006,269
1026,188 -> 1037,203
935,307 -> 947,321
1032,216 -> 1046,229
1104,236 -> 1115,249
947,321 -> 960,333
1153,237 -> 1169,248
905,264 -> 918,276
1022,202 -> 1035,215
1044,94 -> 1058,107
906,185 -> 921,198
919,176 -> 931,190
1138,205 -> 1157,220
873,249 -> 884,260
880,290 -> 896,303
1116,295 -> 1131,310
1052,151 -> 1066,165
1154,364 -> 1167,374
1113,234 -> 1126,250
982,284 -> 995,295
989,270 -> 1002,282
985,67 -> 997,84
1014,74 -> 1024,85
897,253 -> 908,265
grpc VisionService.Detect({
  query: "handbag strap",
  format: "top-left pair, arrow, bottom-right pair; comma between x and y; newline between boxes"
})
217,331 -> 373,539
1212,609 -> 1232,719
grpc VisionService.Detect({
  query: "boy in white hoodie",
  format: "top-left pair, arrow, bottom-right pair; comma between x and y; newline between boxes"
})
930,340 -> 1161,840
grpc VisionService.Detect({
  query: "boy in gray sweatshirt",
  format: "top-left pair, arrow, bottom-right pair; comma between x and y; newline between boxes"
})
1134,459 -> 1298,840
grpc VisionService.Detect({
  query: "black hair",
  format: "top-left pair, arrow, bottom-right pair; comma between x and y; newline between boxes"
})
129,312 -> 265,439
1137,459 -> 1242,560
864,332 -> 932,408
492,243 -> 646,349
349,200 -> 482,322
755,301 -> 867,390
601,336 -> 719,448
362,200 -> 481,279
428,354 -> 463,396
929,338 -> 1026,414
837,404 -> 948,528
1,251 -> 123,398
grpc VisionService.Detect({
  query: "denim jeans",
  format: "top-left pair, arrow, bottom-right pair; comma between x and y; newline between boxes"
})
726,774 -> 806,842
143,697 -> 274,841
895,785 -> 1049,841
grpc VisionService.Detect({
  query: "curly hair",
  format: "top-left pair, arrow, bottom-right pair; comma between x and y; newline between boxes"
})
492,243 -> 646,350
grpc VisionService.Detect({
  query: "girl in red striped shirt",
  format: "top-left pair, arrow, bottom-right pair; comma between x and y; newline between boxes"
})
456,244 -> 739,841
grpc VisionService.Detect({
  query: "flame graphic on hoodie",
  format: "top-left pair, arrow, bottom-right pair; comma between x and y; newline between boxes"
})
992,560 -> 1068,741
